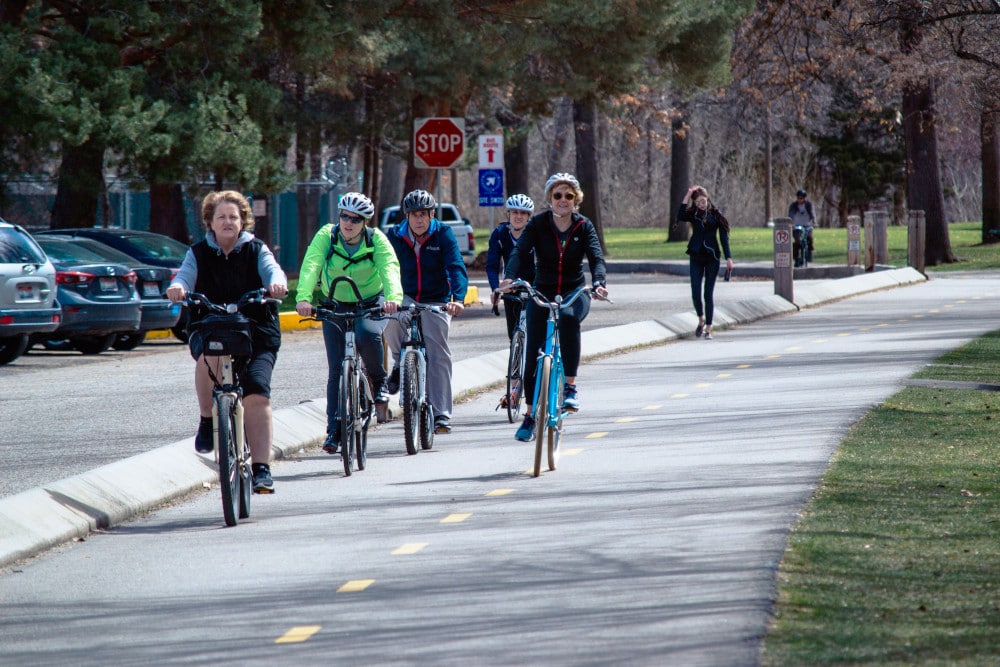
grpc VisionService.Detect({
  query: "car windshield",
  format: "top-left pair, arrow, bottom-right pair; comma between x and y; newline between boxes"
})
36,238 -> 110,263
120,233 -> 189,263
0,228 -> 48,264
70,238 -> 139,265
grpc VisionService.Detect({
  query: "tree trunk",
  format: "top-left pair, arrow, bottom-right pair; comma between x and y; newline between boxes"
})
504,127 -> 530,197
149,183 -> 190,243
982,110 -> 1000,243
901,82 -> 956,265
573,98 -> 606,254
547,98 -> 574,174
668,106 -> 690,243
51,139 -> 105,229
378,154 -> 404,213
404,96 -> 441,195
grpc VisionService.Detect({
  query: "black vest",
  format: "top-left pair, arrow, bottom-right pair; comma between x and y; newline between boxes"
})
191,238 -> 281,351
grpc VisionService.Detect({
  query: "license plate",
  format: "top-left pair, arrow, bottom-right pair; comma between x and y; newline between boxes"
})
17,283 -> 34,300
142,282 -> 161,297
99,277 -> 117,292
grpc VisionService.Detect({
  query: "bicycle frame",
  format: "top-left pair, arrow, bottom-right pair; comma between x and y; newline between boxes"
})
398,312 -> 429,412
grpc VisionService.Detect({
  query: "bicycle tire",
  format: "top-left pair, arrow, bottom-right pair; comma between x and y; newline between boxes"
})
533,356 -> 551,477
548,424 -> 562,471
216,394 -> 240,526
339,364 -> 355,476
506,329 -> 526,423
357,372 -> 371,470
238,430 -> 252,519
402,352 -> 419,455
419,402 -> 434,450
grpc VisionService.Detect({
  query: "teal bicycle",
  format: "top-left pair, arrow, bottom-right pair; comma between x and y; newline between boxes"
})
501,279 -> 610,477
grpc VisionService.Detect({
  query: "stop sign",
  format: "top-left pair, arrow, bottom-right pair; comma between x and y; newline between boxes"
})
413,117 -> 466,169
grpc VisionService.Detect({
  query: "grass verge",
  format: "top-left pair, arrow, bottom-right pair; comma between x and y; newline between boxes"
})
761,330 -> 1000,666
475,222 -> 999,271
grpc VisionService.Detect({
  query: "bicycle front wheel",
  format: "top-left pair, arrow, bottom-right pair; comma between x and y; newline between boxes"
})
401,352 -> 420,455
506,329 -> 525,423
238,430 -> 252,519
216,394 -> 240,526
339,364 -> 356,476
533,356 -> 551,477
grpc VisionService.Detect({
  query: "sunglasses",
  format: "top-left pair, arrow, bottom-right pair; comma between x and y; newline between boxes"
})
552,192 -> 575,201
339,212 -> 364,223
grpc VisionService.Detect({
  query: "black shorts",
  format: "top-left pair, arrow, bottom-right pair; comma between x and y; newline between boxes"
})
190,332 -> 277,399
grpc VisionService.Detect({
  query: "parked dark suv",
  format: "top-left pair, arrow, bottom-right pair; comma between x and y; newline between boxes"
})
0,219 -> 61,364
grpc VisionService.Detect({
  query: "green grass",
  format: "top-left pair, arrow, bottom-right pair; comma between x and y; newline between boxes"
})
761,330 -> 1000,666
474,222 -> 1000,270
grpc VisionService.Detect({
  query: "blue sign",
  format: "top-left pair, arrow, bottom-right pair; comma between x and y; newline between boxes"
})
478,169 -> 504,207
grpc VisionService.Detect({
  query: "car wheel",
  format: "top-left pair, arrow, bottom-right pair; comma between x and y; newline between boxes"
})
0,334 -> 29,365
170,322 -> 189,343
112,331 -> 147,351
72,334 -> 116,355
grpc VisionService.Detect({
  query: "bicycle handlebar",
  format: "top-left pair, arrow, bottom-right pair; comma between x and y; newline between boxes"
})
185,288 -> 282,313
497,279 -> 613,309
395,303 -> 445,315
309,303 -> 387,322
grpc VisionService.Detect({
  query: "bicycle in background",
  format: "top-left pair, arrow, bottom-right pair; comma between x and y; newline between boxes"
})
496,288 -> 528,424
308,276 -> 387,476
501,280 -> 611,477
393,303 -> 442,455
186,288 -> 281,526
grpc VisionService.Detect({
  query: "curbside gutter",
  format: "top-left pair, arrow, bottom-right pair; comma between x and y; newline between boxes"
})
0,268 -> 925,569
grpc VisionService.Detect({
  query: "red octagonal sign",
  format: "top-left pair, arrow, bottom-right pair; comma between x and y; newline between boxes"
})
413,117 -> 466,169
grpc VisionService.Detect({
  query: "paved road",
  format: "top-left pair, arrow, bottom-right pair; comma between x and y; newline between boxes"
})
2,273 -> 997,665
0,273 -> 773,499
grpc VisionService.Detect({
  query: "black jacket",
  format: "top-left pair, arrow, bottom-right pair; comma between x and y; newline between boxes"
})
504,211 -> 606,299
677,204 -> 732,261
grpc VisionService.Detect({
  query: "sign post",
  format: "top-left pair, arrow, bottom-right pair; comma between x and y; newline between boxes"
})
478,134 -> 504,228
773,217 -> 793,303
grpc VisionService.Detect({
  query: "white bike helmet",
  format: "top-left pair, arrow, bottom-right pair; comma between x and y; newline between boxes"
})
338,192 -> 375,219
505,193 -> 534,212
543,172 -> 582,200
402,189 -> 436,213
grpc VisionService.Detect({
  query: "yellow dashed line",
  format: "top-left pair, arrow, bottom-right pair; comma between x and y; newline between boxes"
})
486,489 -> 513,496
858,327 -> 871,332
929,309 -> 940,313
956,300 -> 967,304
836,333 -> 851,337
275,626 -> 322,644
338,579 -> 375,593
615,417 -> 636,423
876,323 -> 889,327
716,372 -> 732,378
765,354 -> 780,359
586,432 -> 608,439
897,319 -> 908,323
785,346 -> 802,351
695,382 -> 713,388
812,339 -> 828,343
912,314 -> 924,319
944,304 -> 954,308
671,393 -> 689,399
642,404 -> 661,410
392,543 -> 428,555
736,364 -> 751,369
440,513 -> 471,524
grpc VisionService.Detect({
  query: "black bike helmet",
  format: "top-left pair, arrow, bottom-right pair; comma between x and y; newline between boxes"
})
796,189 -> 807,197
402,189 -> 436,213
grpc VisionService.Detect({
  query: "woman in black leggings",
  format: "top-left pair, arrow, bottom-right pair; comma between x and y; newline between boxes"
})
501,173 -> 608,442
676,185 -> 733,340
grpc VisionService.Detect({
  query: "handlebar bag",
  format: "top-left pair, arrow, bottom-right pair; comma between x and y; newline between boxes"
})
192,313 -> 253,357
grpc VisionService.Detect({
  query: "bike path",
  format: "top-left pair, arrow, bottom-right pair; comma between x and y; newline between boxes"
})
0,267 -> 925,569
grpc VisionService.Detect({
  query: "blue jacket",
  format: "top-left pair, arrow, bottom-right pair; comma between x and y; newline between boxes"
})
485,222 -> 535,291
386,218 -> 468,303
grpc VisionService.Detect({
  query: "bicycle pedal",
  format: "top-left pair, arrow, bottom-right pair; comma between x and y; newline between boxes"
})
253,488 -> 274,495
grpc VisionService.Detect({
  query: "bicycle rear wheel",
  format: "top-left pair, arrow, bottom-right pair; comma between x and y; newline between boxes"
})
216,394 -> 240,526
401,352 -> 420,455
419,402 -> 434,450
532,356 -> 551,477
339,364 -> 356,476
506,329 -> 525,423
356,372 -> 372,470
238,431 -> 252,519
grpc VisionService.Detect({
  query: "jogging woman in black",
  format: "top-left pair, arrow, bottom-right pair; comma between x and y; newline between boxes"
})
676,185 -> 733,340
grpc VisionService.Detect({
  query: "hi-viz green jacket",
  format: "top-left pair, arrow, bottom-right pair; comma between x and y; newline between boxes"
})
295,223 -> 404,305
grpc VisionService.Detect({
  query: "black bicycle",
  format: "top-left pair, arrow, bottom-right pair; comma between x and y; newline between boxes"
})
393,304 -> 443,455
308,276 -> 387,476
186,288 -> 280,526
496,288 -> 528,423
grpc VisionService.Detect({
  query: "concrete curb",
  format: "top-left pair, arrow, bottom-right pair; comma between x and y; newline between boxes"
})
0,267 -> 926,569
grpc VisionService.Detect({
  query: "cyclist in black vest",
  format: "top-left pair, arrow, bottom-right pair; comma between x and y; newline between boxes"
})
167,190 -> 288,493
